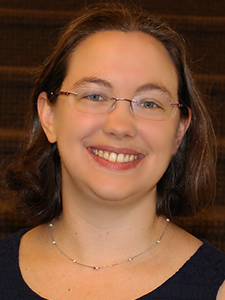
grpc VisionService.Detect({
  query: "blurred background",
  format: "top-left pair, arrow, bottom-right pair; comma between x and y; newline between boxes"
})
0,0 -> 224,251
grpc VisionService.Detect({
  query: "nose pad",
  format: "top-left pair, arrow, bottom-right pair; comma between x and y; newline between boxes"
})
108,100 -> 117,113
129,102 -> 135,115
109,98 -> 134,115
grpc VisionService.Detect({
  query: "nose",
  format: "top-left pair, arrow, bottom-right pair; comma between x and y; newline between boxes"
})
103,100 -> 137,140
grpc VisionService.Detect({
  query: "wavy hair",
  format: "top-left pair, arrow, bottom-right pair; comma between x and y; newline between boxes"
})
3,3 -> 216,224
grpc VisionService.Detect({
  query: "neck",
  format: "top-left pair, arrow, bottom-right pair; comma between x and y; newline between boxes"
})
50,191 -> 168,268
49,218 -> 170,270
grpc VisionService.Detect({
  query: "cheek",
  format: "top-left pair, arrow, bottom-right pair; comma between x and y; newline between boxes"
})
139,121 -> 178,155
53,108 -> 105,143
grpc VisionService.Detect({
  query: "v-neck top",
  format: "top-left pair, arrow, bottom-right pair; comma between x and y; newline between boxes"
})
0,229 -> 225,300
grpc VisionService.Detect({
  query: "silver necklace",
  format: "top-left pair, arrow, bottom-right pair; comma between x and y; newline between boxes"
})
49,218 -> 170,270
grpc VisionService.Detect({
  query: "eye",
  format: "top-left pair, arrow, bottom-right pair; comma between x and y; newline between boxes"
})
85,94 -> 104,101
139,99 -> 160,109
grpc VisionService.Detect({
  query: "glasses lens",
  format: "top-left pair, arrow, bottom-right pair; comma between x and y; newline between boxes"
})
132,94 -> 176,121
68,88 -> 113,114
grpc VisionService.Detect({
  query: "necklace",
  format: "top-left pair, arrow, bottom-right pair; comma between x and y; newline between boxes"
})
49,218 -> 170,270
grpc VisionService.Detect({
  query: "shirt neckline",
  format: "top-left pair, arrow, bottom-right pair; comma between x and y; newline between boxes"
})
14,228 -> 206,300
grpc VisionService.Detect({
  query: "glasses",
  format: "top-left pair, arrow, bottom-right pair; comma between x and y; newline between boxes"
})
50,87 -> 183,121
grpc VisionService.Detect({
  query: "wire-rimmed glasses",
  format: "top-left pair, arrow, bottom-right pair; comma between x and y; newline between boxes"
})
49,87 -> 183,121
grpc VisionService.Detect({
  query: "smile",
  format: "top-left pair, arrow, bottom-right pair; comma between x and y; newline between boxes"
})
92,149 -> 138,163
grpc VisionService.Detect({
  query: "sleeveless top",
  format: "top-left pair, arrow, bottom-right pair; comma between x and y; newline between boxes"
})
0,229 -> 225,300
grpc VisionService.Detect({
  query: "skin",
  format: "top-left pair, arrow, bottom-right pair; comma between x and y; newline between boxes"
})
18,31 -> 224,299
40,31 -> 187,218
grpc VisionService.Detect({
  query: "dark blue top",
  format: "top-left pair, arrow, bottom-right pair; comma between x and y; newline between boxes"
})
0,229 -> 225,299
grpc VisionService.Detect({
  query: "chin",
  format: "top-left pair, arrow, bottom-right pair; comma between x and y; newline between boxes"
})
88,185 -> 132,203
90,184 -> 148,206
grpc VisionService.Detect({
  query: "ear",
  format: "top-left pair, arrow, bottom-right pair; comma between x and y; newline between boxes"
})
37,92 -> 57,143
173,108 -> 192,154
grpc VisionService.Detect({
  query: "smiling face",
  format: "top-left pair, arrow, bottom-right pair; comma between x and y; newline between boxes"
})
38,31 -> 190,209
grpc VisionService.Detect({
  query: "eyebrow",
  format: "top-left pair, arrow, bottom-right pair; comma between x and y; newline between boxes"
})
135,83 -> 172,98
72,77 -> 113,90
71,77 -> 172,97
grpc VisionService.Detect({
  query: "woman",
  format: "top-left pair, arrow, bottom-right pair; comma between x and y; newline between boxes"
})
1,3 -> 225,299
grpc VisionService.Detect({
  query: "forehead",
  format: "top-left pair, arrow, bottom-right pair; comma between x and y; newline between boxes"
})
63,31 -> 178,96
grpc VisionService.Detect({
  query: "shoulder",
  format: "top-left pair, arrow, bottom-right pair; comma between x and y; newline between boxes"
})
155,240 -> 225,299
0,229 -> 30,272
198,242 -> 225,300
167,225 -> 225,283
179,241 -> 225,299
184,241 -> 225,280
0,228 -> 29,249
0,229 -> 31,297
195,240 -> 225,269
0,229 -> 28,263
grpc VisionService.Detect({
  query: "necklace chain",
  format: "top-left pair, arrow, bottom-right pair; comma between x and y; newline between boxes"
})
49,218 -> 170,270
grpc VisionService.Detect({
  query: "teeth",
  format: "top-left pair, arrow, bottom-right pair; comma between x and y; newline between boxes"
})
98,150 -> 104,157
117,153 -> 124,163
103,152 -> 109,160
92,149 -> 139,163
129,155 -> 134,162
124,155 -> 129,162
109,152 -> 117,162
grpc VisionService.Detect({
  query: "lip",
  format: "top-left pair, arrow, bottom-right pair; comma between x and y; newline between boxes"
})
87,145 -> 144,171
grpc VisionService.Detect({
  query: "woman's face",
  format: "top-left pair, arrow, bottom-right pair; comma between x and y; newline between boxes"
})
39,31 -> 190,205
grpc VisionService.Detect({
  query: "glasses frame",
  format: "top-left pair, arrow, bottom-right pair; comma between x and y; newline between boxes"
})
49,91 -> 184,120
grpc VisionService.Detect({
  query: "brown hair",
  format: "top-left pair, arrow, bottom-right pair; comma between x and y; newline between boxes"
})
3,3 -> 216,224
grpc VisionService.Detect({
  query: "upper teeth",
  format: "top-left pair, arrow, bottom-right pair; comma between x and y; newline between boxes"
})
93,149 -> 138,163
